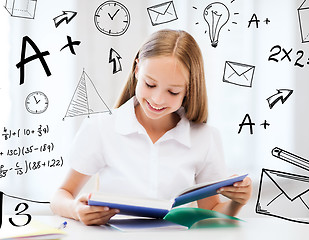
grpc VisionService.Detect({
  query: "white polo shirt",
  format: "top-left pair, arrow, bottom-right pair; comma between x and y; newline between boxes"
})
69,97 -> 227,200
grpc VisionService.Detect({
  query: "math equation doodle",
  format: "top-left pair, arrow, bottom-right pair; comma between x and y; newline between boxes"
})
1,125 -> 49,141
0,157 -> 64,178
63,69 -> 112,120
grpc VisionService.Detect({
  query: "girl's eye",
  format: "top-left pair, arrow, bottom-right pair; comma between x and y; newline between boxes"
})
169,91 -> 180,96
145,82 -> 155,88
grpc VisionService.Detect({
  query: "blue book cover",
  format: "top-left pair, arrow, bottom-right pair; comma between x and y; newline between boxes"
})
88,174 -> 248,219
173,174 -> 248,207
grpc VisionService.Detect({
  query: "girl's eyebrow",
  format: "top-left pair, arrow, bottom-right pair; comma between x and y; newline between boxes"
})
145,74 -> 185,88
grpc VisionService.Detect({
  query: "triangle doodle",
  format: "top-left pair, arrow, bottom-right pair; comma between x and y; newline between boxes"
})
63,69 -> 112,120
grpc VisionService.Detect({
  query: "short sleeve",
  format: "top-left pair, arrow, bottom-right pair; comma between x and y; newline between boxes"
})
68,118 -> 106,176
195,127 -> 228,183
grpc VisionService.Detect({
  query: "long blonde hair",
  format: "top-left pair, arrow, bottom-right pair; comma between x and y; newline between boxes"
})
115,29 -> 208,123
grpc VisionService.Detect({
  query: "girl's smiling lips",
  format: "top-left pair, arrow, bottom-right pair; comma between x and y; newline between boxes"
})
146,100 -> 166,112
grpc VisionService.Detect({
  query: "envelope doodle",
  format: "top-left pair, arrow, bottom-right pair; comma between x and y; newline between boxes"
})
297,0 -> 309,43
223,61 -> 255,87
147,1 -> 178,26
256,169 -> 309,224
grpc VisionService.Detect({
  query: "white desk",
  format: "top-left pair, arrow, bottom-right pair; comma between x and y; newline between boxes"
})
23,215 -> 309,240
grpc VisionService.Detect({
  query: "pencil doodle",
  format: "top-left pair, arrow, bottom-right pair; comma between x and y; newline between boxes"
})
298,0 -> 309,43
53,11 -> 77,28
272,147 -> 309,172
60,36 -> 81,55
4,0 -> 37,19
94,1 -> 130,36
109,48 -> 122,74
147,1 -> 178,26
223,61 -> 255,87
63,69 -> 112,120
266,89 -> 293,109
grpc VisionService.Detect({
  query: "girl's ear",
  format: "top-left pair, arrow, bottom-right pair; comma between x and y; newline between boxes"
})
134,59 -> 139,78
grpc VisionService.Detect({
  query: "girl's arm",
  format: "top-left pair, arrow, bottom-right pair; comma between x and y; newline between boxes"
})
197,176 -> 252,217
50,169 -> 119,225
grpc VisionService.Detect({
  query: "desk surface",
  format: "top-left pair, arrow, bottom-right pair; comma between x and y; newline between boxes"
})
21,215 -> 308,240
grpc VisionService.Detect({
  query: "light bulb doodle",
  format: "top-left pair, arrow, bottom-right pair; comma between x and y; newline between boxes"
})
203,2 -> 230,48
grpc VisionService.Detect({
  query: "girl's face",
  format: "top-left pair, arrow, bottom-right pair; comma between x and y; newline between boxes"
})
135,56 -> 188,122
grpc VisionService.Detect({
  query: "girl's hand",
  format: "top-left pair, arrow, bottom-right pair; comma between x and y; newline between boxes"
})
217,176 -> 252,206
73,194 -> 119,226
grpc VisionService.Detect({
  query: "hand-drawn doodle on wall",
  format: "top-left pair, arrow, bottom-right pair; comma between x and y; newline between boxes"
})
272,147 -> 309,172
268,44 -> 309,68
238,114 -> 270,134
4,0 -> 37,19
94,1 -> 130,37
147,1 -> 178,26
223,61 -> 255,88
60,36 -> 81,55
203,2 -> 230,48
248,13 -> 271,28
16,36 -> 51,85
0,191 -> 50,229
25,91 -> 49,114
256,169 -> 309,224
266,89 -> 293,109
256,147 -> 309,224
53,11 -> 77,28
297,0 -> 309,44
193,1 -> 239,47
109,48 -> 122,74
63,69 -> 112,120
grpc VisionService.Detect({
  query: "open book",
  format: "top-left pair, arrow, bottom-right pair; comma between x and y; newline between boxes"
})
88,174 -> 247,219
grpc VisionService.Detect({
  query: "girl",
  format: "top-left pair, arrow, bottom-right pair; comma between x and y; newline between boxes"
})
50,29 -> 252,225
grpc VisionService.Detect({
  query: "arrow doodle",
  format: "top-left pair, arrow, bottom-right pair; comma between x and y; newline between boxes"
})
53,11 -> 77,28
109,48 -> 122,74
266,89 -> 293,109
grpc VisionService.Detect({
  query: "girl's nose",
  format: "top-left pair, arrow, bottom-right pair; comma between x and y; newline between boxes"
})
151,89 -> 165,105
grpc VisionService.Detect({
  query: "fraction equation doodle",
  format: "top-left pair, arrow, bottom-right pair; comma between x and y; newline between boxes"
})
0,157 -> 64,178
1,125 -> 49,140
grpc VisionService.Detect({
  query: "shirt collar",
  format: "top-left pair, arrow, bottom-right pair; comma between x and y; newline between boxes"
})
114,97 -> 191,148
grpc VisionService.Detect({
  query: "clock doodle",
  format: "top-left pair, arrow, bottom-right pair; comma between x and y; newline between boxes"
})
94,1 -> 130,36
25,91 -> 49,114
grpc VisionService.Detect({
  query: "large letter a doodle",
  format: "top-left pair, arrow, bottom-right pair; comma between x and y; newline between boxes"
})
16,36 -> 51,85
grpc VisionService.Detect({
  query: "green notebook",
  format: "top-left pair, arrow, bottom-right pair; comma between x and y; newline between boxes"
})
163,207 -> 243,229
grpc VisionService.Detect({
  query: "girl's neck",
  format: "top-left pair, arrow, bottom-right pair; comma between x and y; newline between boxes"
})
134,104 -> 180,144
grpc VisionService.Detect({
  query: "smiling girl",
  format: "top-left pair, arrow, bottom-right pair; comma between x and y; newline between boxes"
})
51,29 -> 252,225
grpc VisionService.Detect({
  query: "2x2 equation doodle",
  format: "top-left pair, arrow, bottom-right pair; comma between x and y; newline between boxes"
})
0,157 -> 64,178
268,45 -> 309,68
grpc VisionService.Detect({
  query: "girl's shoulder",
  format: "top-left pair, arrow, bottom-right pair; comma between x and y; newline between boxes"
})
190,121 -> 222,140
